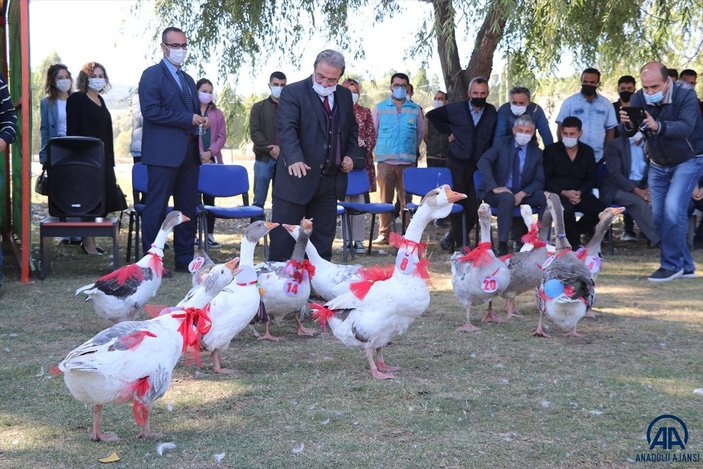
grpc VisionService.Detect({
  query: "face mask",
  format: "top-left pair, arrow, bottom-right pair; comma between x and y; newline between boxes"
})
629,131 -> 643,143
166,47 -> 187,66
433,100 -> 445,108
392,87 -> 407,101
618,90 -> 633,102
198,91 -> 213,104
55,78 -> 71,93
351,93 -> 359,105
514,132 -> 532,146
470,97 -> 487,108
581,84 -> 597,97
312,80 -> 336,97
562,136 -> 578,148
270,85 -> 283,99
88,77 -> 105,92
644,90 -> 664,105
510,104 -> 527,116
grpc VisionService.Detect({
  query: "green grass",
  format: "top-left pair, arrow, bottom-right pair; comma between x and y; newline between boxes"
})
1,199 -> 702,468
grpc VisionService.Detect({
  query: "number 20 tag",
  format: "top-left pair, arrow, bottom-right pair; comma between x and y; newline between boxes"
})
481,276 -> 498,293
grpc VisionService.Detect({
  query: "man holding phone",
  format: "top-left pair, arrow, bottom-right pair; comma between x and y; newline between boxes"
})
620,61 -> 703,282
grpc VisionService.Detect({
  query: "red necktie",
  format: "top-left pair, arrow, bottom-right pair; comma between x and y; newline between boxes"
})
322,95 -> 331,113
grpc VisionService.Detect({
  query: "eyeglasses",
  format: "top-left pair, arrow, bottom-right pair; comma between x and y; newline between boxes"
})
314,72 -> 340,86
163,42 -> 188,50
392,84 -> 408,90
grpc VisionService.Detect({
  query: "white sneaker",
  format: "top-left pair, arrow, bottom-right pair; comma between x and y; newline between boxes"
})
620,232 -> 637,242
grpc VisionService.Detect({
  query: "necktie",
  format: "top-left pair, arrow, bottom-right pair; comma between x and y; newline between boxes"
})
177,69 -> 196,113
512,146 -> 521,193
322,95 -> 331,114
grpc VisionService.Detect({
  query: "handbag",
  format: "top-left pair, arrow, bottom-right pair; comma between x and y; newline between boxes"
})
35,169 -> 48,196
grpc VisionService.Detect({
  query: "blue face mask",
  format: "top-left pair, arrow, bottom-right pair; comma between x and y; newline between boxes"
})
392,87 -> 407,101
644,90 -> 664,105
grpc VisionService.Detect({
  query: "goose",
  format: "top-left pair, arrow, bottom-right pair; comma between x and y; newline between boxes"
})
255,219 -> 315,340
451,202 -> 511,331
75,211 -> 189,323
311,185 -> 466,379
500,205 -> 552,318
575,207 -> 625,280
59,258 -> 239,441
534,193 -> 595,337
202,221 -> 278,373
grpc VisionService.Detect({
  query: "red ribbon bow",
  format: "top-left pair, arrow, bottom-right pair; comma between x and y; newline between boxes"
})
350,265 -> 395,300
575,246 -> 589,261
389,232 -> 427,257
288,259 -> 316,283
172,305 -> 213,366
148,252 -> 164,277
457,242 -> 494,267
521,223 -> 546,248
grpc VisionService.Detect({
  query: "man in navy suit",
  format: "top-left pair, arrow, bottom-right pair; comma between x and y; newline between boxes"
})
477,115 -> 546,255
139,27 -> 206,272
268,50 -> 360,261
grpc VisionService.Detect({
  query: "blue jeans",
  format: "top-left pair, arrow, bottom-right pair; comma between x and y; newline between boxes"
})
649,157 -> 703,272
253,159 -> 277,209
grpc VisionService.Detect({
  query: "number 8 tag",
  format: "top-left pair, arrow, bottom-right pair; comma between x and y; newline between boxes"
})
481,275 -> 498,293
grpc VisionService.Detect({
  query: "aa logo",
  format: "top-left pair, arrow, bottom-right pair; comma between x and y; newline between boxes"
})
647,414 -> 688,450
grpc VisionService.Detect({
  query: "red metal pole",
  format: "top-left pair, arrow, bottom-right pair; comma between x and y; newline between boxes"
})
19,0 -> 29,283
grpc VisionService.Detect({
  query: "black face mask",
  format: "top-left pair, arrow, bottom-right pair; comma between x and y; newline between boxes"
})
618,90 -> 633,102
581,84 -> 597,97
470,97 -> 486,108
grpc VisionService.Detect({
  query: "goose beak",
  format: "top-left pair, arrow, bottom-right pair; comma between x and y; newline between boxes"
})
181,214 -> 190,222
612,207 -> 626,216
265,221 -> 280,232
282,224 -> 295,233
230,267 -> 243,277
224,257 -> 240,272
301,218 -> 313,230
444,187 -> 467,203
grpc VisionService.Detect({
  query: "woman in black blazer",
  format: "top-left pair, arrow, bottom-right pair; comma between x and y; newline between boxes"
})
67,61 -> 126,255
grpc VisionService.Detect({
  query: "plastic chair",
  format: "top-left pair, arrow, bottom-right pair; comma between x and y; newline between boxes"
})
197,164 -> 265,255
338,169 -> 396,257
402,167 -> 466,248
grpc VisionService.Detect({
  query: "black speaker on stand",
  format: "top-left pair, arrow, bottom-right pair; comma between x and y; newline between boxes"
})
47,136 -> 105,218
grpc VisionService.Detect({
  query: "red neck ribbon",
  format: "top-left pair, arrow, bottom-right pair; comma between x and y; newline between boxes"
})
575,246 -> 589,261
389,232 -> 427,257
148,252 -> 164,277
457,242 -> 493,267
172,305 -> 213,366
288,259 -> 316,283
521,223 -> 546,248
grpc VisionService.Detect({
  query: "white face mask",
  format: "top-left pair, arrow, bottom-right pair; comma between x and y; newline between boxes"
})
198,91 -> 213,104
510,104 -> 527,116
55,78 -> 71,93
270,85 -> 283,99
629,131 -> 643,143
351,93 -> 359,105
312,80 -> 336,97
514,132 -> 532,146
433,100 -> 445,108
166,47 -> 187,66
562,136 -> 578,148
88,77 -> 105,92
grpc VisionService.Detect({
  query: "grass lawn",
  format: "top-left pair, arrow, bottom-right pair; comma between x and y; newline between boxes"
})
1,179 -> 702,468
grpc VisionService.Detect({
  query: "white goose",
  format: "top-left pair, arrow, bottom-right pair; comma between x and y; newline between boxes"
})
59,258 -> 239,441
312,185 -> 466,380
75,211 -> 189,323
534,193 -> 595,337
255,219 -> 315,340
451,202 -> 511,331
202,221 -> 278,373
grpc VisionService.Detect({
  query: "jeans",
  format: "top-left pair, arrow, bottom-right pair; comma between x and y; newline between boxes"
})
649,157 -> 703,272
253,159 -> 277,209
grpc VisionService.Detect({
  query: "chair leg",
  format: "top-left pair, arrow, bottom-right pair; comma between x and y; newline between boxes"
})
346,213 -> 355,260
341,214 -> 348,262
367,214 -> 376,256
126,211 -> 134,262
135,214 -> 141,262
608,226 -> 614,256
263,233 -> 270,261
200,213 -> 209,255
461,213 -> 467,249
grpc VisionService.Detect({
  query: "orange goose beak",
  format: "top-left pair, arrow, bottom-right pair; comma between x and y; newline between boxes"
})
224,257 -> 240,272
444,186 -> 467,203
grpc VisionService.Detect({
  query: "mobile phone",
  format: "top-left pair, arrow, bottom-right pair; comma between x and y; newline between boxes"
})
623,106 -> 646,126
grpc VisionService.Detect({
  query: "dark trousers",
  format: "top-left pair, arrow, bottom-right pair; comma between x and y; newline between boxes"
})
483,191 -> 547,243
269,174 -> 338,262
560,192 -> 606,249
447,158 -> 478,245
142,141 -> 200,268
426,156 -> 447,168
201,193 -> 216,234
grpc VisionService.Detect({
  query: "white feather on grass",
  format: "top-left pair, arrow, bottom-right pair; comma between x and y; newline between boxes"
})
214,453 -> 225,463
292,443 -> 304,455
156,442 -> 176,456
693,388 -> 703,395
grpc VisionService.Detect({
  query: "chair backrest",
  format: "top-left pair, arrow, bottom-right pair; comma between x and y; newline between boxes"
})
132,163 -> 148,194
404,167 -> 453,197
473,170 -> 482,195
345,169 -> 371,197
198,164 -> 251,202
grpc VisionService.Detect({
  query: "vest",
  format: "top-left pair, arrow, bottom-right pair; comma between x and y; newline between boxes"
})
374,98 -> 420,164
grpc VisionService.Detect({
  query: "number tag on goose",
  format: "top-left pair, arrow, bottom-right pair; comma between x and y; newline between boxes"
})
584,255 -> 601,275
284,280 -> 301,297
541,255 -> 555,270
481,276 -> 498,293
395,249 -> 419,276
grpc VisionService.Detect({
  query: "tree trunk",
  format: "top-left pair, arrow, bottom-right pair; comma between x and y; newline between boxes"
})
463,0 -> 509,86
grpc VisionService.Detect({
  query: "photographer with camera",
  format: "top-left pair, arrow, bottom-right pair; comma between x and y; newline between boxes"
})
620,61 -> 703,282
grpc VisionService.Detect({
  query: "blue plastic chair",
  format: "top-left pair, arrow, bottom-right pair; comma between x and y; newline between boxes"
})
197,164 -> 265,255
338,169 -> 396,257
402,167 -> 466,248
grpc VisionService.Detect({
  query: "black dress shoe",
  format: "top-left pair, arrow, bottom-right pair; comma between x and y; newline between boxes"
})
80,242 -> 106,255
440,233 -> 454,251
174,265 -> 190,273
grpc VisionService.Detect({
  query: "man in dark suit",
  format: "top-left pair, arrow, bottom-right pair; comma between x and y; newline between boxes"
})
139,27 -> 206,272
268,50 -> 359,261
600,132 -> 660,246
477,115 -> 546,255
426,77 -> 497,250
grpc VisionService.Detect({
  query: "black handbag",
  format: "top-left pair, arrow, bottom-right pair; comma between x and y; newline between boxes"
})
34,169 -> 48,196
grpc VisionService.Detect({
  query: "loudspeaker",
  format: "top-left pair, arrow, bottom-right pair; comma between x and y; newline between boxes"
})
47,136 -> 106,217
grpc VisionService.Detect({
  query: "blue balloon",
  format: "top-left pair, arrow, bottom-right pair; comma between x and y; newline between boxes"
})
543,279 -> 564,298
